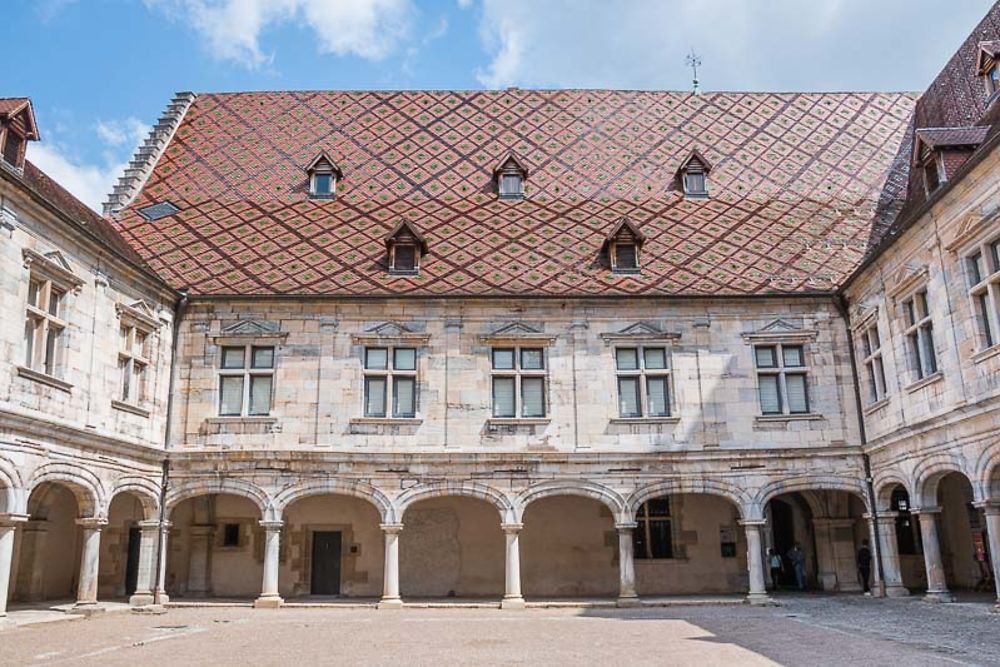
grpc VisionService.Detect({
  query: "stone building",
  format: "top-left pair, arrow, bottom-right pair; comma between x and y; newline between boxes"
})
1,5 -> 999,619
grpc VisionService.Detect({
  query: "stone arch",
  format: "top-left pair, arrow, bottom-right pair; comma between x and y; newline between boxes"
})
514,480 -> 629,524
396,481 -> 515,524
165,477 -> 274,520
913,457 -> 975,508
0,455 -> 25,514
627,478 -> 749,519
273,478 -> 393,523
748,476 -> 870,520
874,472 -> 913,512
106,476 -> 161,519
27,462 -> 105,517
972,443 -> 1000,503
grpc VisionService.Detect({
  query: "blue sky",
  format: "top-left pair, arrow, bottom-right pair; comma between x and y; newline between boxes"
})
1,0 -> 994,211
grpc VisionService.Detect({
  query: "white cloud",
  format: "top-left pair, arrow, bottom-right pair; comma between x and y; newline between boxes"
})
474,0 -> 994,91
27,143 -> 127,213
146,0 -> 413,68
95,117 -> 151,148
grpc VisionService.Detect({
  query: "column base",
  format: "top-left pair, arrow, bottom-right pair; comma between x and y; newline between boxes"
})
153,592 -> 170,605
71,603 -> 106,617
746,592 -> 776,606
923,590 -> 954,603
616,596 -> 641,608
884,584 -> 910,598
501,596 -> 526,610
129,592 -> 155,607
378,597 -> 404,609
253,595 -> 284,609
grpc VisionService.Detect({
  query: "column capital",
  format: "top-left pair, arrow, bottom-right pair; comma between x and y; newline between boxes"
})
615,522 -> 638,532
0,513 -> 29,528
380,523 -> 404,534
500,522 -> 523,534
862,511 -> 900,521
259,520 -> 284,531
137,519 -> 162,531
739,519 -> 767,527
75,517 -> 109,529
973,501 -> 1000,515
913,506 -> 942,516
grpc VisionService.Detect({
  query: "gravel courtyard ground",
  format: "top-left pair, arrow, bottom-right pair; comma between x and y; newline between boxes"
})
1,595 -> 999,666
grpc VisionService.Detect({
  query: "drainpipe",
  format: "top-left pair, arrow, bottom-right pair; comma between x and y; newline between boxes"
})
834,294 -> 886,597
153,289 -> 188,604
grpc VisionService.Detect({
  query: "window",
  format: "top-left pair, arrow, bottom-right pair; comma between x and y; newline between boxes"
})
312,172 -> 333,197
680,153 -> 710,197
754,344 -> 809,415
614,243 -> 638,271
901,290 -> 937,380
605,217 -> 645,273
921,149 -> 943,196
633,498 -> 673,559
491,347 -> 546,418
118,324 -> 150,405
363,347 -> 417,418
615,346 -> 671,418
393,244 -> 417,272
218,345 -> 275,416
222,523 -> 240,547
494,153 -> 527,201
499,173 -> 523,198
965,240 -> 1000,351
306,153 -> 341,199
2,131 -> 23,167
990,64 -> 1000,96
891,488 -> 921,556
23,277 -> 67,377
859,322 -> 888,404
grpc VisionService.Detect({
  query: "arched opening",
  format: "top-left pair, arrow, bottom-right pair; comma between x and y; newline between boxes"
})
11,482 -> 84,603
399,496 -> 503,599
887,484 -> 926,591
279,494 -> 384,599
935,471 -> 990,592
521,495 -> 616,598
98,492 -> 149,600
166,494 -> 263,601
765,489 -> 869,593
633,494 -> 747,596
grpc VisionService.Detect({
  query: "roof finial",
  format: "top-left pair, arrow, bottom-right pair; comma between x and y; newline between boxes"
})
685,49 -> 702,95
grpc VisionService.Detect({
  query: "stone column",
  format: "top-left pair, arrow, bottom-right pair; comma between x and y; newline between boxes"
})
616,522 -> 639,606
379,523 -> 403,609
916,508 -> 953,602
872,513 -> 909,597
254,520 -> 283,608
186,524 -> 215,597
154,521 -> 171,605
74,517 -> 108,609
741,519 -> 771,605
975,503 -> 1000,608
129,520 -> 160,606
501,523 -> 525,609
0,514 -> 28,619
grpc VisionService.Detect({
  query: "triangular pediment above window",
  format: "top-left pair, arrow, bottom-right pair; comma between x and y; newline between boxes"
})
210,319 -> 287,341
116,299 -> 160,331
944,207 -> 1000,252
886,264 -> 929,300
741,319 -> 818,343
306,151 -> 344,177
367,321 -> 415,337
492,151 -> 529,180
22,248 -> 84,292
602,216 -> 646,248
351,321 -> 431,346
600,321 -> 681,343
676,149 -> 712,176
43,250 -> 72,271
976,41 -> 1000,75
479,321 -> 558,345
384,220 -> 428,253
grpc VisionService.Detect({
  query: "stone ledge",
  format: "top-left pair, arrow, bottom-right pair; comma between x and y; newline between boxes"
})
971,343 -> 1000,365
903,371 -> 944,394
111,400 -> 151,418
349,417 -> 423,426
609,416 -> 680,425
486,418 -> 551,427
862,398 -> 890,416
753,413 -> 824,425
16,365 -> 72,393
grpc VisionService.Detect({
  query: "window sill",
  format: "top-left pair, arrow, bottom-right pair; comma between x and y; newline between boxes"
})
862,398 -> 890,416
487,418 -> 550,426
16,366 -> 72,393
307,193 -> 335,200
754,413 -> 824,424
971,343 -> 1000,365
349,417 -> 423,426
111,400 -> 151,418
611,269 -> 642,276
609,416 -> 680,425
204,416 -> 277,425
904,371 -> 944,394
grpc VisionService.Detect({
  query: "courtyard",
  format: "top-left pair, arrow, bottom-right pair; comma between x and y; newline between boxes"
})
1,596 -> 999,666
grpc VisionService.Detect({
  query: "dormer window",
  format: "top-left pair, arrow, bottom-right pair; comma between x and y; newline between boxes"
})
976,41 -> 1000,100
603,216 -> 646,274
913,127 -> 987,198
306,151 -> 343,200
0,98 -> 40,171
678,150 -> 711,198
921,147 -> 943,196
385,220 -> 427,275
493,151 -> 528,201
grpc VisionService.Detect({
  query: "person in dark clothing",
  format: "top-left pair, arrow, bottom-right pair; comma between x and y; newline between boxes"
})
787,544 -> 807,590
767,548 -> 783,591
857,539 -> 873,595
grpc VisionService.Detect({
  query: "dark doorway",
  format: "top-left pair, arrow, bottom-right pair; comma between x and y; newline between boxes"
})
769,499 -> 798,588
311,531 -> 342,595
125,526 -> 141,596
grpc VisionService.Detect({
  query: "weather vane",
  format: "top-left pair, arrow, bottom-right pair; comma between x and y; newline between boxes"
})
685,49 -> 702,95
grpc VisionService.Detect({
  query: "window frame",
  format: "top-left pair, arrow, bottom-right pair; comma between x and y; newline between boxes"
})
614,346 -> 672,418
217,344 -> 276,417
498,170 -> 524,200
900,288 -> 938,381
362,346 -> 418,419
753,343 -> 810,416
964,236 -> 1000,353
23,276 -> 69,378
858,320 -> 888,405
118,323 -> 151,406
490,346 -> 547,419
633,498 -> 674,560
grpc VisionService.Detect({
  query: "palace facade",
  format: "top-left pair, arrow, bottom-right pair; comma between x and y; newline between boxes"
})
1,5 -> 1000,618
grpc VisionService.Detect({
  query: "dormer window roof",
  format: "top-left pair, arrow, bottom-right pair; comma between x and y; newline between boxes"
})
385,220 -> 428,275
677,149 -> 711,198
493,151 -> 528,201
976,41 -> 1000,100
306,151 -> 343,199
913,127 -> 988,196
603,216 -> 646,274
0,98 -> 40,171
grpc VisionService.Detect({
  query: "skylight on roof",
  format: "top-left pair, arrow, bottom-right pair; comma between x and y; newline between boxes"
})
137,201 -> 181,221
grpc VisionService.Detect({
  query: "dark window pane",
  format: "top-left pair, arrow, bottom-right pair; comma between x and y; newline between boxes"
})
223,523 -> 240,547
618,377 -> 640,417
313,173 -> 333,195
364,377 -> 387,417
615,243 -> 637,269
394,244 -> 416,271
782,345 -> 804,367
646,376 -> 670,416
616,348 -> 638,371
492,377 -> 515,417
645,498 -> 671,517
755,346 -> 777,368
648,520 -> 673,558
393,377 -> 416,417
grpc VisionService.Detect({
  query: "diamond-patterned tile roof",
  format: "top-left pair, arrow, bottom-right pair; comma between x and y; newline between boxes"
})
110,89 -> 916,296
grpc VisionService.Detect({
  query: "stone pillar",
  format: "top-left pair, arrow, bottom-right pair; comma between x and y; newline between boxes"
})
186,524 -> 215,597
616,522 -> 639,606
741,519 -> 771,605
872,513 -> 909,597
916,508 -> 953,602
254,520 -> 283,608
0,514 -> 28,619
975,503 -> 1000,608
379,523 -> 403,609
500,523 -> 524,609
129,520 -> 160,606
74,517 -> 108,609
154,521 -> 171,605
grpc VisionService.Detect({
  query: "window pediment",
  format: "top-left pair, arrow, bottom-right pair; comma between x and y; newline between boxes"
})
603,216 -> 646,273
116,299 -> 160,332
944,207 -> 1000,253
600,322 -> 681,344
886,264 -> 929,300
741,319 -> 817,344
210,319 -> 288,342
306,151 -> 343,199
677,149 -> 712,197
351,321 -> 431,346
479,321 -> 557,345
384,220 -> 428,274
493,151 -> 528,200
22,248 -> 84,293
